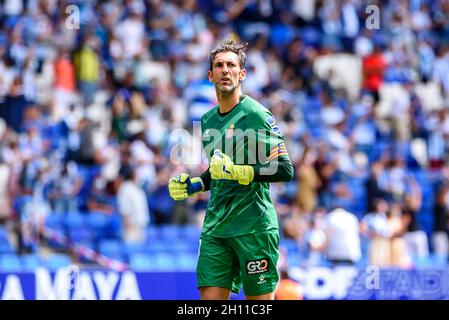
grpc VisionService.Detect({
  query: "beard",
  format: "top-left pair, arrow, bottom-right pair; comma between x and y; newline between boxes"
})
215,81 -> 239,95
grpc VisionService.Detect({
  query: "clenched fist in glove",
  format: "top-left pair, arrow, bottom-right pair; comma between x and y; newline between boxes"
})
168,173 -> 204,200
209,149 -> 254,185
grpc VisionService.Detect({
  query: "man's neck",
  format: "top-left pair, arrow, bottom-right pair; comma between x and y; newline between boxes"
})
217,89 -> 242,114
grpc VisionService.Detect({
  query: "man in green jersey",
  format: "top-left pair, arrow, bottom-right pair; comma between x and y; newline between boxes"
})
169,39 -> 294,300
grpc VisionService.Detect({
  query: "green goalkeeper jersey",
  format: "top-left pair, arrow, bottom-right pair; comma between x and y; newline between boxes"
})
200,95 -> 289,238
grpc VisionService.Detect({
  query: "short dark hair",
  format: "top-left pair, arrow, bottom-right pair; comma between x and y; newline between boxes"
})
119,165 -> 134,181
208,39 -> 247,71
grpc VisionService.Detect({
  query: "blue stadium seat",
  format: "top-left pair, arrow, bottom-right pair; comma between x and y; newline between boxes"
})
98,240 -> 126,262
175,252 -> 197,271
64,212 -> 85,229
0,239 -> 16,254
0,254 -> 22,271
179,224 -> 201,241
0,226 -> 14,253
300,26 -> 322,47
45,213 -> 64,230
159,225 -> 180,239
85,212 -> 110,241
102,213 -> 122,239
123,243 -> 146,257
146,225 -> 159,241
0,225 -> 8,240
21,254 -> 43,271
129,253 -> 154,271
144,240 -> 169,254
184,241 -> 199,253
287,251 -> 300,267
165,240 -> 197,253
69,228 -> 93,244
45,253 -> 72,271
280,239 -> 298,254
99,240 -> 122,256
153,253 -> 177,271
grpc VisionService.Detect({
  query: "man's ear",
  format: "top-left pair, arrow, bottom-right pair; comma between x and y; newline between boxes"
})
208,70 -> 213,83
239,68 -> 247,81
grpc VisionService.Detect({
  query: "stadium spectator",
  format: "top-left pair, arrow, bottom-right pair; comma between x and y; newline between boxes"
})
117,165 -> 150,244
433,165 -> 449,258
387,201 -> 412,267
323,207 -> 361,265
52,47 -> 77,122
303,208 -> 327,266
0,154 -> 11,223
295,145 -> 320,213
362,44 -> 387,102
360,198 -> 392,265
73,35 -> 100,106
402,175 -> 429,260
48,161 -> 82,214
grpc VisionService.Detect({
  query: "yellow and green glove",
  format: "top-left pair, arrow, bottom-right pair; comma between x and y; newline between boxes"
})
168,173 -> 204,201
209,149 -> 254,185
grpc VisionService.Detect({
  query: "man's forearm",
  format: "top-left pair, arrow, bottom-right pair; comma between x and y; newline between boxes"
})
202,156 -> 294,186
200,168 -> 211,191
252,156 -> 294,183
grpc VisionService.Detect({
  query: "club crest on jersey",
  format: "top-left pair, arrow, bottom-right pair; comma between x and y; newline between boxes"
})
266,116 -> 281,135
226,124 -> 235,139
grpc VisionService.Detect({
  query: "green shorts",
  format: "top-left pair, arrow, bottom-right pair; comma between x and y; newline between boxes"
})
197,229 -> 280,296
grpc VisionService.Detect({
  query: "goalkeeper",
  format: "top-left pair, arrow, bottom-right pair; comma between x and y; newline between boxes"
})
169,39 -> 294,300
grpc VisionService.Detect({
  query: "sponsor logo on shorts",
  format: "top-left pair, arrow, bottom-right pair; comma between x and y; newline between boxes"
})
246,258 -> 269,275
257,275 -> 267,285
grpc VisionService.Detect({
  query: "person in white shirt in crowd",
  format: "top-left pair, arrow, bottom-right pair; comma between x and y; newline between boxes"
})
117,165 -> 150,244
323,207 -> 361,265
0,154 -> 11,223
360,198 -> 392,265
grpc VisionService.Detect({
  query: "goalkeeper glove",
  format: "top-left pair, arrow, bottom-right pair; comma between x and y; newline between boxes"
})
168,173 -> 204,201
209,149 -> 254,185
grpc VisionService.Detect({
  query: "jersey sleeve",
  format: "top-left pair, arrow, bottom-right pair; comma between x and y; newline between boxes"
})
248,107 -> 290,164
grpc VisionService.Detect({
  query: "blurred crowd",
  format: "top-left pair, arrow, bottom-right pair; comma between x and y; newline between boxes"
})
1,0 -> 449,269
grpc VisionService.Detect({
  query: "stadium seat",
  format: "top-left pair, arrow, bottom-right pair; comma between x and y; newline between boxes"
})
0,241 -> 16,254
144,240 -> 169,254
85,212 -> 110,241
146,225 -> 159,241
123,243 -> 146,258
21,254 -> 44,271
280,239 -> 299,254
64,212 -> 85,229
0,225 -> 8,240
0,254 -> 22,272
45,253 -> 72,271
287,251 -> 300,267
179,224 -> 201,241
153,253 -> 177,271
98,240 -> 122,256
0,227 -> 15,253
166,240 -> 197,253
68,228 -> 94,245
45,213 -> 65,230
159,225 -> 180,239
129,253 -> 154,271
175,252 -> 197,271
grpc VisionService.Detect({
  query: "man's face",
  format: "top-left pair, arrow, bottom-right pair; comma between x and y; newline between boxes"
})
208,51 -> 246,94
